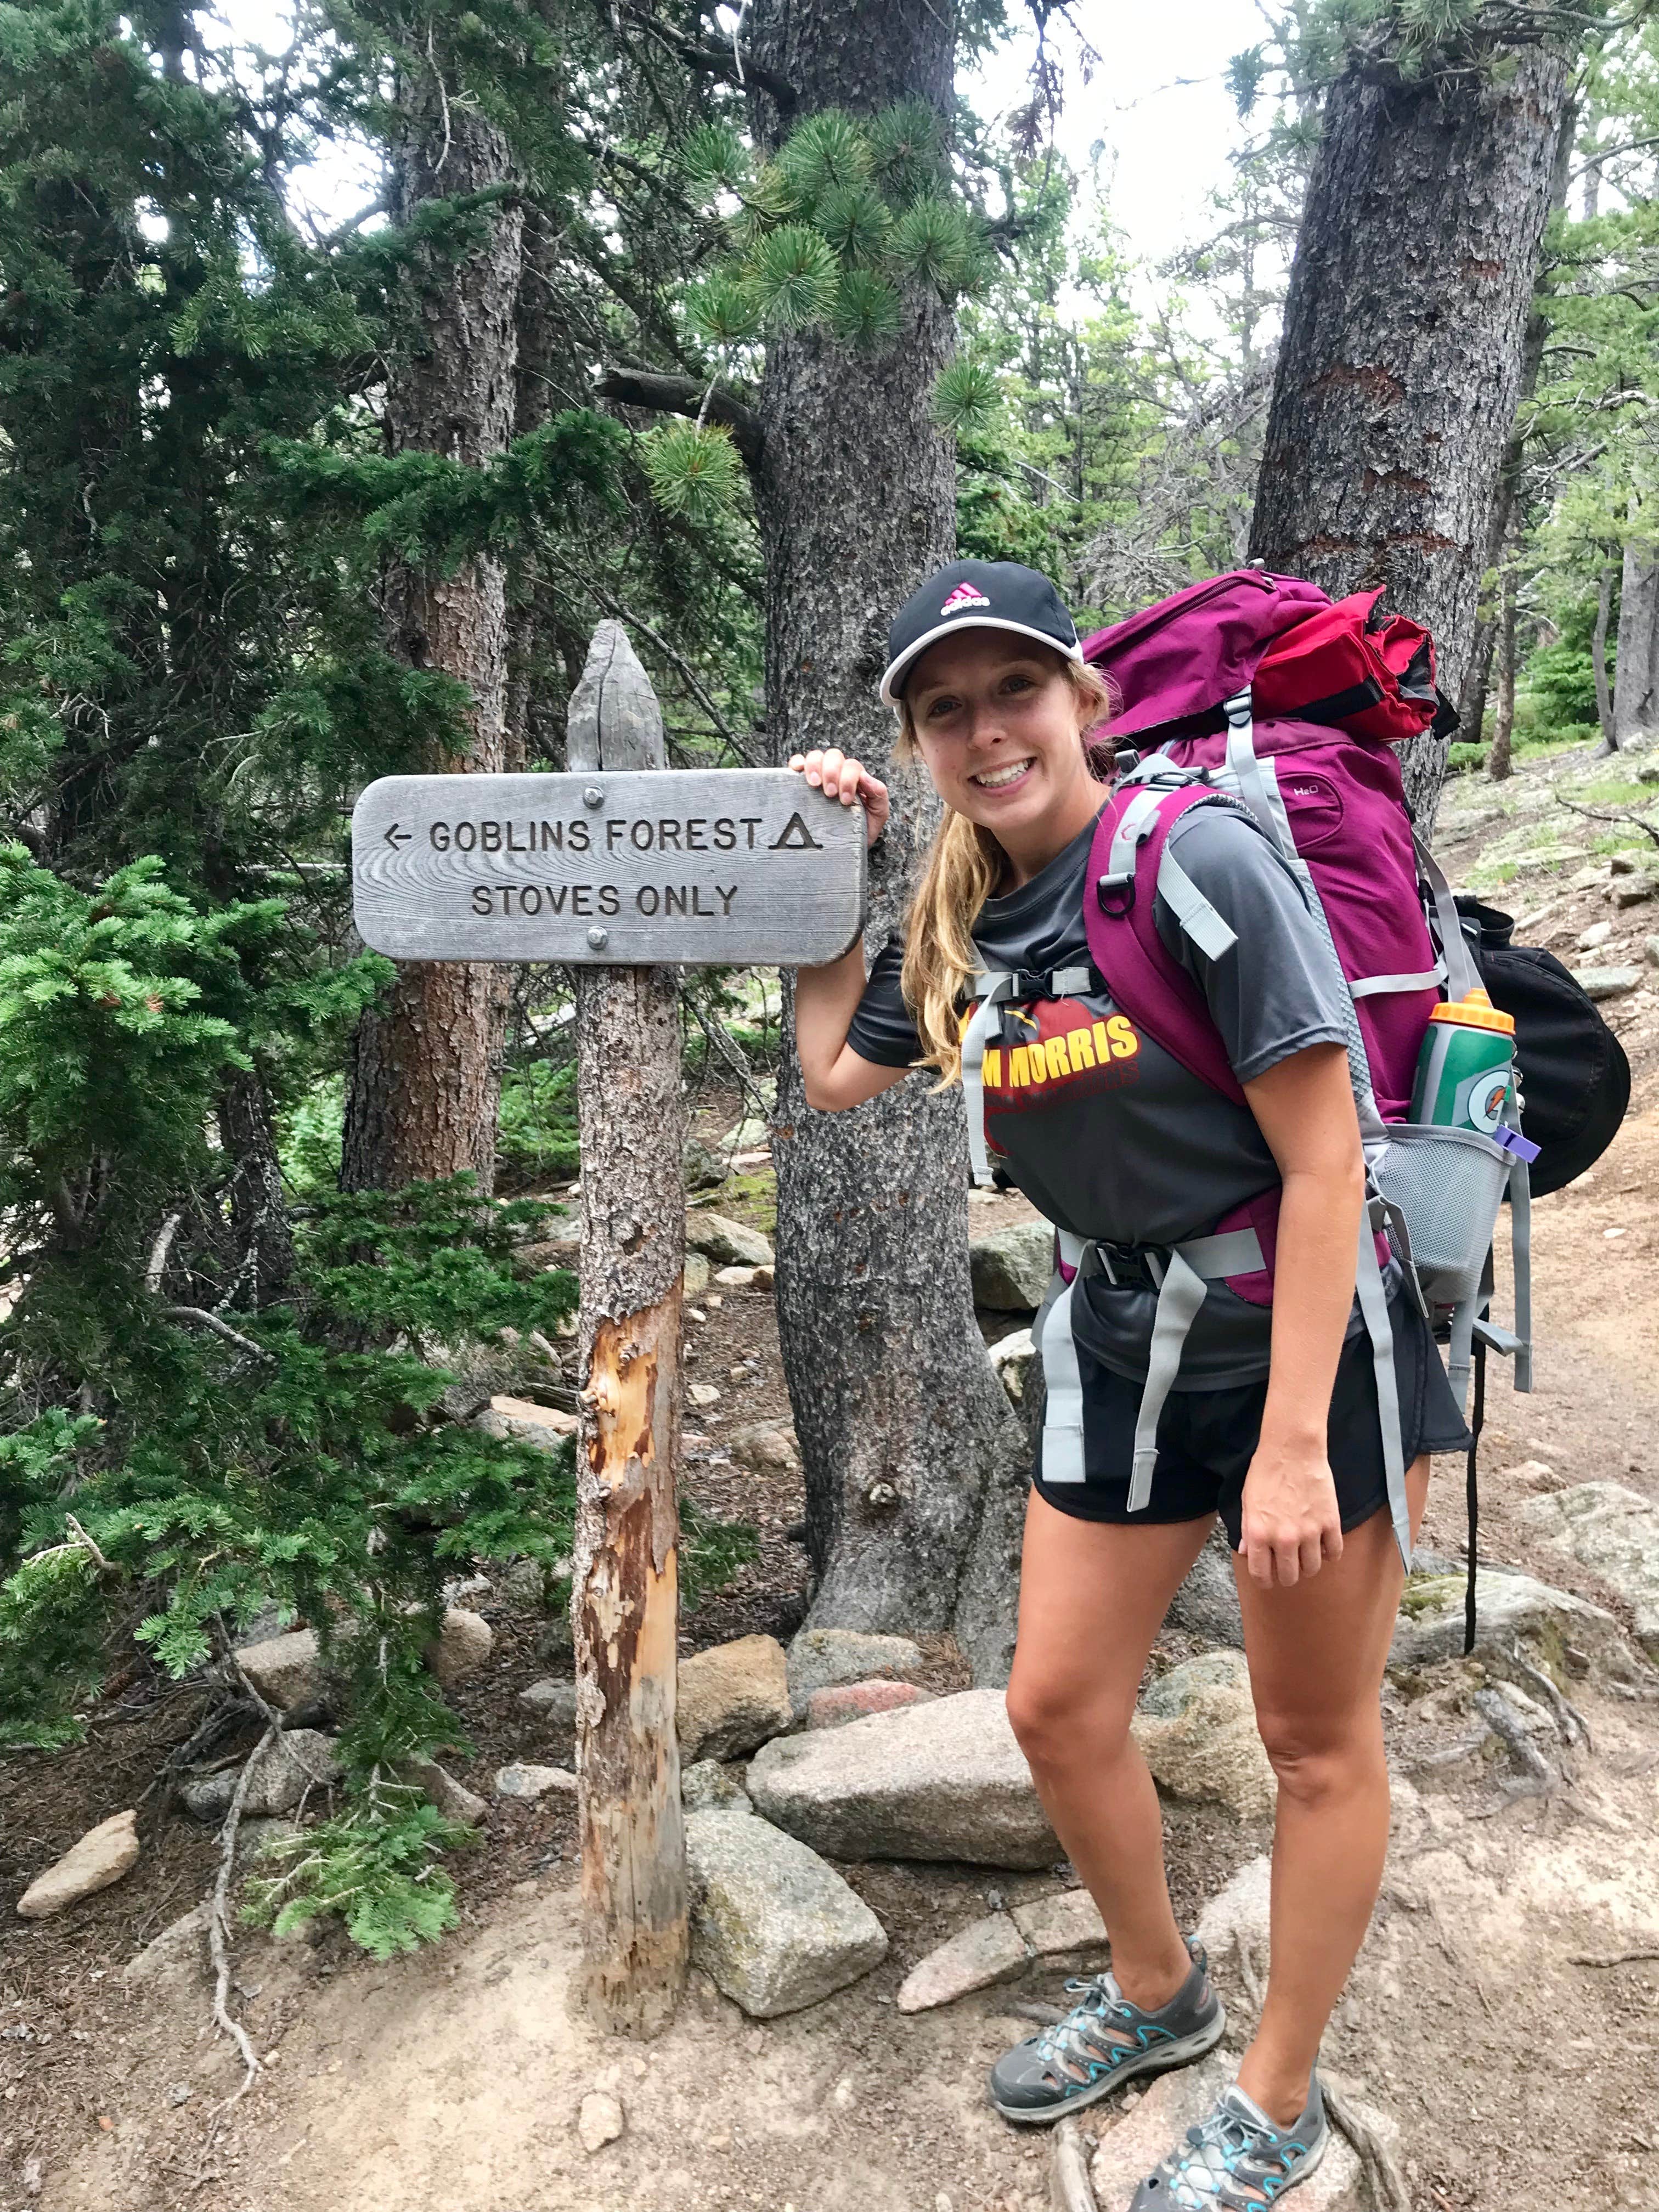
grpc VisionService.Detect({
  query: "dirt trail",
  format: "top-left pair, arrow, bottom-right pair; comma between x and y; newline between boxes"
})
15,742 -> 1659,2212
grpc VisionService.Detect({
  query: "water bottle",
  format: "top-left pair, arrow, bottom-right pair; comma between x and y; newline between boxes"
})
1409,986 -> 1516,1136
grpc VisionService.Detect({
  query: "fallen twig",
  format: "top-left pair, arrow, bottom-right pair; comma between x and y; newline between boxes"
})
1323,2077 -> 1412,2212
1051,2114 -> 1098,2212
1568,1948 -> 1659,1967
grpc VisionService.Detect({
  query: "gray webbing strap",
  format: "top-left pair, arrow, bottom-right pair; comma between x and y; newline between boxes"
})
1124,1227 -> 1266,1511
1223,690 -> 1285,845
1348,970 -> 1442,1000
1509,1152 -> 1533,1393
1355,1206 -> 1412,1566
1051,965 -> 1094,995
1156,855 -> 1239,961
1035,1232 -> 1089,1484
1446,1298 -> 1477,1421
962,973 -> 1014,1189
1106,784 -> 1169,882
1414,834 -> 1482,1003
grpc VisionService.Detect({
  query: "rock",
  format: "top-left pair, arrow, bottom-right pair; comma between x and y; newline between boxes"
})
1577,918 -> 1614,949
806,1679 -> 935,1730
687,1382 -> 723,1409
16,1810 -> 140,1920
426,1606 -> 493,1688
123,1903 -> 210,1987
1613,878 -> 1656,908
494,1762 -> 577,1800
1192,1853 -> 1272,1973
678,1634 -> 792,1762
237,1815 -> 301,1865
1573,964 -> 1643,1001
746,1687 -> 1060,1867
685,1810 -> 888,2017
481,1395 -> 578,1446
681,1759 -> 753,1814
179,1730 -> 342,1823
408,1760 -> 488,1825
233,1628 -> 324,1711
1646,934 -> 1659,968
785,1626 -> 928,1717
684,1250 -> 711,1296
685,1211 -> 774,1268
578,2089 -> 625,2152
518,1678 -> 579,1730
753,1263 -> 776,1289
1090,2054 -> 1381,2210
683,1136 -> 729,1191
969,1221 -> 1054,1311
726,1421 -> 799,1473
1498,1458 -> 1562,1493
1165,1525 -> 1244,1650
1132,1652 -> 1276,1822
896,1911 -> 1029,2012
1517,1481 -> 1659,1657
1389,1567 -> 1632,1674
714,1265 -> 757,1289
988,1327 -> 1036,1403
1010,1888 -> 1109,1956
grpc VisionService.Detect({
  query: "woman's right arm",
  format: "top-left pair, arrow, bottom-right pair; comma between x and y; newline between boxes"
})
789,747 -> 910,1114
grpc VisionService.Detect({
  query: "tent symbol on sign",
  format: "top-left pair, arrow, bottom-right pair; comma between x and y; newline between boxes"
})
769,811 -> 822,851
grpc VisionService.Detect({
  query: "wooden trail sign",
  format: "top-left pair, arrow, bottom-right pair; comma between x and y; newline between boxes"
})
350,766 -> 866,967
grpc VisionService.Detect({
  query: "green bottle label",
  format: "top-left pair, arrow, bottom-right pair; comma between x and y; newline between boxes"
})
1410,1019 -> 1513,1133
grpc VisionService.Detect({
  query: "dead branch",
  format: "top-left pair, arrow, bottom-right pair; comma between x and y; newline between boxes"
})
207,1724 -> 276,2104
160,1306 -> 275,1363
1555,789 -> 1659,849
593,366 -> 764,466
1051,2114 -> 1099,2212
146,1212 -> 183,1296
1323,2076 -> 1412,2212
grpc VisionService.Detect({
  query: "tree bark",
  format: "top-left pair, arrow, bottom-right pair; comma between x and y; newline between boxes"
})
1249,30 -> 1574,831
1488,558 -> 1516,782
748,0 -> 1025,1683
340,82 -> 524,1193
567,624 -> 688,2036
216,1069 -> 297,1306
1593,557 -> 1619,752
1614,517 -> 1659,749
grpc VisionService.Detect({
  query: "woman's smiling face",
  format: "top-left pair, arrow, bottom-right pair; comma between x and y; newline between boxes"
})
904,630 -> 1097,847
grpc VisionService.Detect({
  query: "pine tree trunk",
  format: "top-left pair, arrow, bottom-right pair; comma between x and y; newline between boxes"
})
1248,31 -> 1573,831
216,1069 -> 297,1306
1488,561 -> 1516,783
1614,524 -> 1659,748
1593,559 -> 1619,752
340,88 -> 524,1193
748,0 -> 1025,1683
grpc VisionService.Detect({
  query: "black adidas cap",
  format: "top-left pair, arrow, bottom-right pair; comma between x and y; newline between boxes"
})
878,558 -> 1082,705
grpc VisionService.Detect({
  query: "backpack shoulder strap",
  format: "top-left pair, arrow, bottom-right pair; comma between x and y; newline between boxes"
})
1083,777 -> 1248,1107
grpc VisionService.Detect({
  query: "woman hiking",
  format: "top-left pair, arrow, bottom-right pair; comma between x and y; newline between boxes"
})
789,558 -> 1471,2211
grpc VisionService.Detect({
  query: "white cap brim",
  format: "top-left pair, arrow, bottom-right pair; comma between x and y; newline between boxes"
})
878,618 -> 1085,706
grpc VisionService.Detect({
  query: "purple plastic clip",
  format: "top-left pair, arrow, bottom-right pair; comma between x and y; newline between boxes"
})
1492,1124 -> 1541,1165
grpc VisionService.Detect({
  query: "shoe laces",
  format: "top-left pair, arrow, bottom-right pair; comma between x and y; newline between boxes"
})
1032,1973 -> 1136,2070
1163,2096 -> 1300,2210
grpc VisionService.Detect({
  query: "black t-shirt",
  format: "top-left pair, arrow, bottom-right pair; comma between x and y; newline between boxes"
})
847,803 -> 1380,1386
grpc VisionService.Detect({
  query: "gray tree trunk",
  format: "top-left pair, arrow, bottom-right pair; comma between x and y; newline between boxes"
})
1488,558 -> 1516,783
1614,524 -> 1659,748
1249,30 -> 1574,832
217,1069 -> 297,1306
748,0 -> 1026,1684
340,84 -> 524,1192
1593,559 -> 1618,752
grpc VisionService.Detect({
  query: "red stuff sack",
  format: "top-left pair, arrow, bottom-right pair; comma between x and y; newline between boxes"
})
1251,590 -> 1438,746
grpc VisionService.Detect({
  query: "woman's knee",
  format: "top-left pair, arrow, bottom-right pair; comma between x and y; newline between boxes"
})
1253,1705 -> 1385,1807
1006,1667 -> 1135,1770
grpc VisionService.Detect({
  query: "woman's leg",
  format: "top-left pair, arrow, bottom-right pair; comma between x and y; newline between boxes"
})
1230,1455 -> 1431,2124
1006,1487 -> 1213,2011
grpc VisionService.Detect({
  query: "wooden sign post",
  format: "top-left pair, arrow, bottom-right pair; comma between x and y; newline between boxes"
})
351,622 -> 864,2037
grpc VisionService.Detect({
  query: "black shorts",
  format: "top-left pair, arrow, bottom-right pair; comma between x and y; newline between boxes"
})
1031,1293 -> 1474,1549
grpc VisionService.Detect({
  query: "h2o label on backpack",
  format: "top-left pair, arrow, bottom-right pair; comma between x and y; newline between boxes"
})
1275,770 -> 1345,850
1454,1068 -> 1513,1135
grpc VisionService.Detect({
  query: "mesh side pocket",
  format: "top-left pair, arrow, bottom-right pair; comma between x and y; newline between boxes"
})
1373,1124 -> 1510,1307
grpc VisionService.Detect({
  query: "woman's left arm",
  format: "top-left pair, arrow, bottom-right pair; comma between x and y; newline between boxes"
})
1238,1041 -> 1366,1590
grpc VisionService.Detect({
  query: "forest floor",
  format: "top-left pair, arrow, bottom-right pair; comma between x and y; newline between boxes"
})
8,738 -> 1659,2212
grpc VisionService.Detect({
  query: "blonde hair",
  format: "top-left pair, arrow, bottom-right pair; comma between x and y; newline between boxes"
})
896,655 -> 1116,1085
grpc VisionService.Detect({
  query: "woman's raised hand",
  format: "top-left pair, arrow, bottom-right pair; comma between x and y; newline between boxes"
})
788,748 -> 890,850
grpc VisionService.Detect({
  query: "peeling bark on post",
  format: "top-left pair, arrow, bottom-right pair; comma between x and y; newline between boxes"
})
568,623 -> 689,2036
1248,30 -> 1573,831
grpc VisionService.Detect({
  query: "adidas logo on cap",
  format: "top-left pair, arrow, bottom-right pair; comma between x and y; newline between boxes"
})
941,582 -> 992,613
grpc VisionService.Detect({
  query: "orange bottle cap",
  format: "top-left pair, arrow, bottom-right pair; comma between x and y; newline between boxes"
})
1427,986 -> 1515,1036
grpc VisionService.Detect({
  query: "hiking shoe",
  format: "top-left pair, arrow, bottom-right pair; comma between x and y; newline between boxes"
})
988,1938 -> 1224,2126
1129,2076 -> 1329,2208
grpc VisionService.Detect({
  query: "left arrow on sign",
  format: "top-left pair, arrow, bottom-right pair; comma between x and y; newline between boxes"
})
385,823 -> 412,848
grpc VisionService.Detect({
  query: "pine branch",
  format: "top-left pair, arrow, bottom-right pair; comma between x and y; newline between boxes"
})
594,368 -> 764,465
161,1307 -> 277,1362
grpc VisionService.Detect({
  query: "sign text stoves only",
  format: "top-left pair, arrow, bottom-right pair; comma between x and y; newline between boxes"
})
351,768 -> 866,966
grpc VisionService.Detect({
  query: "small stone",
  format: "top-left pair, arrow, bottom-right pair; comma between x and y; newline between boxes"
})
1499,1459 -> 1560,1491
706,1293 -> 724,1310
685,1211 -> 774,1268
681,1759 -> 753,1814
685,1810 -> 888,2016
518,1678 -> 579,1729
1192,1853 -> 1272,1973
1645,935 -> 1659,968
678,1634 -> 792,1762
178,1730 -> 342,1823
1517,1481 -> 1659,1657
988,1327 -> 1036,1403
785,1626 -> 928,1717
1132,1652 -> 1277,1823
232,1626 -> 324,1711
684,1250 -> 711,1296
806,1679 -> 935,1729
167,2083 -> 191,2106
426,1606 -> 493,1688
1573,964 -> 1643,1001
714,1265 -> 757,1289
1611,850 -> 1640,874
408,1759 -> 488,1825
1613,879 -> 1656,908
1010,1889 -> 1108,1956
753,1263 -> 776,1289
688,1382 -> 723,1409
726,1421 -> 799,1474
481,1394 -> 579,1445
123,1903 -> 211,1987
686,1307 -> 707,1324
578,2090 -> 624,2153
495,1763 -> 577,1800
969,1221 -> 1054,1311
1577,919 -> 1614,949
16,1810 -> 140,1920
683,1136 -> 728,1192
